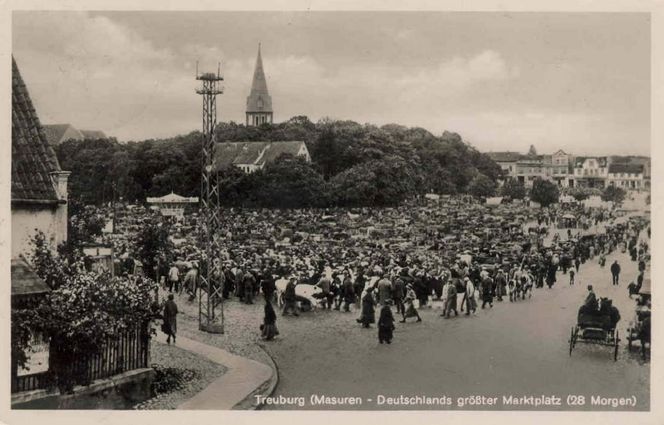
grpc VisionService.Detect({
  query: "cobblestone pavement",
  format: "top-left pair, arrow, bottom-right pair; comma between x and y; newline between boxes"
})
133,340 -> 226,410
156,287 -> 274,375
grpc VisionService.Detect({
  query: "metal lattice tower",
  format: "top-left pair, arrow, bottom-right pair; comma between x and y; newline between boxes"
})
196,63 -> 224,333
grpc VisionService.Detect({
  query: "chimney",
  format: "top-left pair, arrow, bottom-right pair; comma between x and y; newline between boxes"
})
50,171 -> 71,202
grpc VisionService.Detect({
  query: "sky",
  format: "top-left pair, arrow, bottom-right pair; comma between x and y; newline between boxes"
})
12,11 -> 650,155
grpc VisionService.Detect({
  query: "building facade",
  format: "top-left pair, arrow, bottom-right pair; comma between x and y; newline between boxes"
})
607,163 -> 644,190
11,57 -> 70,259
573,157 -> 609,189
246,43 -> 273,127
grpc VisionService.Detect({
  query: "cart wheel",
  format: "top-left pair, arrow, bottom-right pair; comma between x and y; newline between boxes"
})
569,327 -> 574,356
614,330 -> 619,361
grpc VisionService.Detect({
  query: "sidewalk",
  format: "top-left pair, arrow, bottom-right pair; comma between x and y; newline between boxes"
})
175,336 -> 273,410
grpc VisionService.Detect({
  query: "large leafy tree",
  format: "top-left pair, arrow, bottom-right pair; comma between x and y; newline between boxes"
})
602,185 -> 627,204
530,178 -> 560,207
500,178 -> 526,200
54,116 -> 505,208
468,173 -> 497,198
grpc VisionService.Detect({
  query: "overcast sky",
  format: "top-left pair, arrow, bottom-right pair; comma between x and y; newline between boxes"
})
12,11 -> 650,155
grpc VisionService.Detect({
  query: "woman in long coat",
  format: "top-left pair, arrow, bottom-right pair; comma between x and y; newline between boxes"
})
261,298 -> 279,341
378,302 -> 395,344
163,294 -> 178,344
357,288 -> 376,328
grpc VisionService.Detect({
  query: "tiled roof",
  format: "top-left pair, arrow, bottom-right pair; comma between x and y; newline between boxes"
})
246,44 -> 273,113
12,57 -> 61,202
11,257 -> 51,297
608,163 -> 644,174
214,141 -> 306,171
260,141 -> 305,163
574,156 -> 608,167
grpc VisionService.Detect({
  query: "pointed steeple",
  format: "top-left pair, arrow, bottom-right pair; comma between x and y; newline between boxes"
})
246,43 -> 272,114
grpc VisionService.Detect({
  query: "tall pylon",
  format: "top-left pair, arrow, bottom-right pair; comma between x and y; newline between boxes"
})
195,63 -> 225,334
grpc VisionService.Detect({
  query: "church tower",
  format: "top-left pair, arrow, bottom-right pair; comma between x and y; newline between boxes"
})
246,43 -> 273,126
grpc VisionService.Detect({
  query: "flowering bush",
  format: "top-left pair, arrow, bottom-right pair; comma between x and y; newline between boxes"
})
46,272 -> 159,354
12,232 -> 160,389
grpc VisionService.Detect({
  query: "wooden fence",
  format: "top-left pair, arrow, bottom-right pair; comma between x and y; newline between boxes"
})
12,323 -> 150,393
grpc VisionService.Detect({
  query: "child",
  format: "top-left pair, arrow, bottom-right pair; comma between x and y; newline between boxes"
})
569,269 -> 575,286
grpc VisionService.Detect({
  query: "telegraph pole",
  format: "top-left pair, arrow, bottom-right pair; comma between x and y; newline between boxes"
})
196,62 -> 225,333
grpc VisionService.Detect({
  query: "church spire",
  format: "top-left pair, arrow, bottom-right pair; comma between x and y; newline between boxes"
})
246,43 -> 273,126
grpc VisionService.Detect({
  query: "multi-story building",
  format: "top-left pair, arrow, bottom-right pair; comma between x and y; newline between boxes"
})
488,149 -> 573,188
607,163 -> 645,191
573,157 -> 609,189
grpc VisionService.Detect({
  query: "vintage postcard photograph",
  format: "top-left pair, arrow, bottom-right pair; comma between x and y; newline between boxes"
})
2,4 -> 661,423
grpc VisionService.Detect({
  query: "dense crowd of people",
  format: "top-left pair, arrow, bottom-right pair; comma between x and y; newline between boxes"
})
80,194 -> 650,345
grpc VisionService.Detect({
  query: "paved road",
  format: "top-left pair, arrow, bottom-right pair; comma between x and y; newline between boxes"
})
264,230 -> 649,410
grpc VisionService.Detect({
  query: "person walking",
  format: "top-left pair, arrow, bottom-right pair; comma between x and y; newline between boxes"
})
315,274 -> 333,309
442,278 -> 458,318
480,275 -> 494,309
183,264 -> 199,302
400,284 -> 422,323
261,298 -> 279,341
569,269 -> 575,286
377,273 -> 392,306
162,294 -> 178,345
462,278 -> 477,315
342,273 -> 356,312
282,277 -> 299,316
392,276 -> 405,314
378,301 -> 396,344
168,263 -> 180,294
261,271 -> 277,303
610,260 -> 621,286
357,287 -> 376,328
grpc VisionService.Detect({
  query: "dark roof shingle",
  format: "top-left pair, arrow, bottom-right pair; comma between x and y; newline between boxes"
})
608,163 -> 644,174
12,57 -> 61,202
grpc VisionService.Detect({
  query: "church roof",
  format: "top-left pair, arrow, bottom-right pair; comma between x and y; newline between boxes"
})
12,57 -> 61,203
246,43 -> 273,113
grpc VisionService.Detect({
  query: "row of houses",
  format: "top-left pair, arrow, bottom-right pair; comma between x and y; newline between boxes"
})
487,148 -> 650,191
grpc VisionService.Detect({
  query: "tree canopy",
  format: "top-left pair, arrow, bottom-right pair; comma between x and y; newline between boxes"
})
55,117 -> 504,208
530,178 -> 560,207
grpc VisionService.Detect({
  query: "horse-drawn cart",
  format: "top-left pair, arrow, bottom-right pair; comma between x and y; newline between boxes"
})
569,313 -> 620,361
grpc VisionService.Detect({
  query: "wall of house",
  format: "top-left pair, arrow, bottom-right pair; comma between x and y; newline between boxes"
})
12,204 -> 67,259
